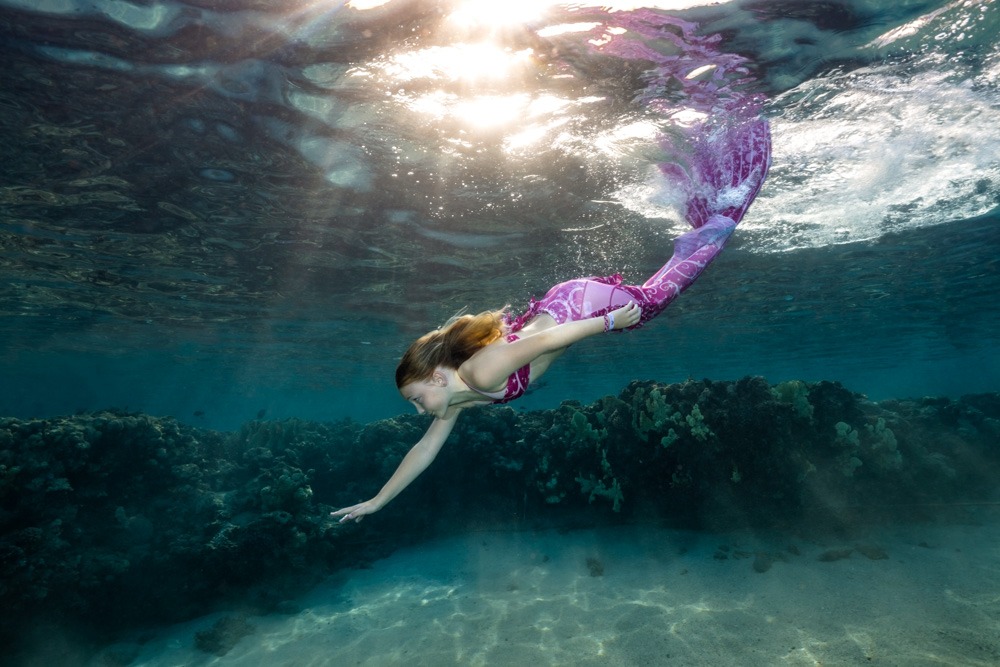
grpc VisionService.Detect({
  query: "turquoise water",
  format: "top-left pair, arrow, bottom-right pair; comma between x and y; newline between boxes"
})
2,0 -> 998,428
2,0 -> 1000,664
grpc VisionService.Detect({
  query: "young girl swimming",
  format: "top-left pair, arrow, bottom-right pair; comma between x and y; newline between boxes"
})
332,117 -> 771,523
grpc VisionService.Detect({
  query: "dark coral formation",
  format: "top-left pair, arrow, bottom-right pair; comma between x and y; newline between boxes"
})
2,378 -> 999,659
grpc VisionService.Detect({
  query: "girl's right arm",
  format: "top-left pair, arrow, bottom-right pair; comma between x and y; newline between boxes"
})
330,412 -> 459,523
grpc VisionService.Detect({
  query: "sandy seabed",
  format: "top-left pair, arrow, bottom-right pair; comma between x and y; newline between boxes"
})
106,510 -> 1000,667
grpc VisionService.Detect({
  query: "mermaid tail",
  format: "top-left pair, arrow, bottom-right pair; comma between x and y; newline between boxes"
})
510,118 -> 771,332
662,117 -> 772,229
508,9 -> 772,333
641,214 -> 735,293
639,117 -> 772,302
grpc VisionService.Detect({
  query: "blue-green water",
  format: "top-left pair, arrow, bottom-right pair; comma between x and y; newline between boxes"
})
2,0 -> 998,429
2,1 -> 1000,665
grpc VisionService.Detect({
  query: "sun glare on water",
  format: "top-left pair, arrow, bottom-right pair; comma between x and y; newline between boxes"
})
374,42 -> 543,131
361,2 -> 556,139
380,43 -> 534,83
351,0 -> 727,145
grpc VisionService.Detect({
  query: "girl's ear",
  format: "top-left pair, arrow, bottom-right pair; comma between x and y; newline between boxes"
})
430,368 -> 449,386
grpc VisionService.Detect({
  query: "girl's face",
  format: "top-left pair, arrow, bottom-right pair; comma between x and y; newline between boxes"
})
399,374 -> 449,419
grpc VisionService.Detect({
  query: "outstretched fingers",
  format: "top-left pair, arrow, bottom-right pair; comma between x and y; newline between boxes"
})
331,503 -> 367,524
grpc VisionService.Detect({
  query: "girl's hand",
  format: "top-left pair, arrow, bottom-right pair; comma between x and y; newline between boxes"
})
611,301 -> 641,329
331,499 -> 380,524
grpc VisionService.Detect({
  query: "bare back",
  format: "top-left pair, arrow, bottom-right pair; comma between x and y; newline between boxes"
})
452,312 -> 565,405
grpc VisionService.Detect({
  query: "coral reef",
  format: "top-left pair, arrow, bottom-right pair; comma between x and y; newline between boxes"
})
772,380 -> 815,421
2,378 -> 999,660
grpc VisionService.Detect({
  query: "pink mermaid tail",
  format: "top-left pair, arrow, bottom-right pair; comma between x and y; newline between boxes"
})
504,7 -> 772,334
663,118 -> 773,230
509,117 -> 771,332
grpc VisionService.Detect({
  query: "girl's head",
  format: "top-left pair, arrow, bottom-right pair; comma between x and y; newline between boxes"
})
395,309 -> 507,390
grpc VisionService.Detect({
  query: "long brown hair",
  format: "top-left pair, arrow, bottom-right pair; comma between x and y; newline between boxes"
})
395,309 -> 507,388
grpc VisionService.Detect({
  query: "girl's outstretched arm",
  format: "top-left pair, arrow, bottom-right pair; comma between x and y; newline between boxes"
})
331,412 -> 459,523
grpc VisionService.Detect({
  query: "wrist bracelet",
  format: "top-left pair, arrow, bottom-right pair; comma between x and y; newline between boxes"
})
604,313 -> 615,332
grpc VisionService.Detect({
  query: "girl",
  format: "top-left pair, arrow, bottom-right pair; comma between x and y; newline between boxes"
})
332,118 -> 771,523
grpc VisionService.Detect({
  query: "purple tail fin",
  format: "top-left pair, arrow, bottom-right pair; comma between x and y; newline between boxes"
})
663,118 -> 772,229
582,9 -> 772,230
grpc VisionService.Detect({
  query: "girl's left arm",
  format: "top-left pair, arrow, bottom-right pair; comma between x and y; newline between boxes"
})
467,301 -> 640,387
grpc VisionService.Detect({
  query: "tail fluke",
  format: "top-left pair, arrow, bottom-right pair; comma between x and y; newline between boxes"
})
661,117 -> 772,229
